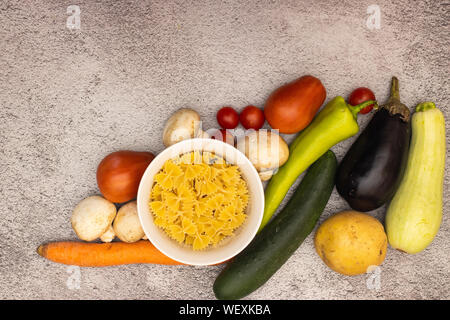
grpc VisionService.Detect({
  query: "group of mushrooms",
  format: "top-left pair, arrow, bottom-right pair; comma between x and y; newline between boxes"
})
71,107 -> 289,244
162,108 -> 289,181
71,197 -> 147,243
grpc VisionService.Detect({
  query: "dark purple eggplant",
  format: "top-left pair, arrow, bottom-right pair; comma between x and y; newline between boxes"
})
336,77 -> 411,212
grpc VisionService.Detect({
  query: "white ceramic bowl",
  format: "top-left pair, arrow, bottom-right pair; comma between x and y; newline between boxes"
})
137,138 -> 264,266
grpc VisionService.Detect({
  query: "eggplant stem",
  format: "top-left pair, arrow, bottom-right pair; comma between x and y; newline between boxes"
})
381,76 -> 410,122
390,76 -> 400,101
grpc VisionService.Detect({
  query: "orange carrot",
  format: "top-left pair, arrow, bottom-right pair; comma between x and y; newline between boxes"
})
37,240 -> 184,267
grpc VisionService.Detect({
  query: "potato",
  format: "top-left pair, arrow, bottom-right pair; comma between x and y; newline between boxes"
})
71,196 -> 117,242
163,108 -> 201,147
314,211 -> 387,276
113,201 -> 145,243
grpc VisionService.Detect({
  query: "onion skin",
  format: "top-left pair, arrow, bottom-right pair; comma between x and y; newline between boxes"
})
264,75 -> 326,134
97,151 -> 155,203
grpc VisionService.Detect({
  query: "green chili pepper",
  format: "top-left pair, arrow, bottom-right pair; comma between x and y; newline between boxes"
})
259,97 -> 377,231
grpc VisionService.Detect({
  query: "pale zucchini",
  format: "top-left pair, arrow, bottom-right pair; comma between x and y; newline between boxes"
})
386,102 -> 446,254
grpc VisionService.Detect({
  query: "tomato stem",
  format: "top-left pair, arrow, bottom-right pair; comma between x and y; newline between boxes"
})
348,100 -> 378,118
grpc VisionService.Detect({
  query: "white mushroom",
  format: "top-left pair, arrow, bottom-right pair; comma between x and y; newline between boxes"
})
71,196 -> 117,242
100,225 -> 116,243
258,170 -> 275,181
113,201 -> 145,243
163,108 -> 202,147
236,131 -> 289,180
195,129 -> 210,139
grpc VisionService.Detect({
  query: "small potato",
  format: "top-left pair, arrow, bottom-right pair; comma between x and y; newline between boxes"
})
113,201 -> 145,243
236,131 -> 289,172
163,108 -> 201,147
71,196 -> 117,242
314,211 -> 387,276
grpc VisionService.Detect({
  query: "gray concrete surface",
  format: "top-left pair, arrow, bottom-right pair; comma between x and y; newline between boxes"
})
1,0 -> 449,300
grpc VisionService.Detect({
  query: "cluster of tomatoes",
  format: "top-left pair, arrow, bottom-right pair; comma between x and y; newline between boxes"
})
212,105 -> 265,143
213,86 -> 375,144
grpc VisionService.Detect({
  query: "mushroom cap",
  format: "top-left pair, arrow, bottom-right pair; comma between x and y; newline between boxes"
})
163,108 -> 201,147
113,201 -> 145,243
237,131 -> 289,171
71,196 -> 117,242
258,170 -> 274,181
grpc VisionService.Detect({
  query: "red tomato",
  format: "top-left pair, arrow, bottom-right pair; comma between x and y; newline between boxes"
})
239,105 -> 265,130
348,87 -> 376,114
217,107 -> 239,129
97,150 -> 155,203
210,129 -> 235,146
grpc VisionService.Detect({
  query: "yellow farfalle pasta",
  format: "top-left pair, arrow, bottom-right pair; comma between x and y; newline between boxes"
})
149,151 -> 249,250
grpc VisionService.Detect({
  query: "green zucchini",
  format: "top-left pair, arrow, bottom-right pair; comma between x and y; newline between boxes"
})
213,150 -> 337,300
385,102 -> 446,254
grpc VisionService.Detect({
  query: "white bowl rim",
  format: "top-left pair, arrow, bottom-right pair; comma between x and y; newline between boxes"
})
137,138 -> 264,266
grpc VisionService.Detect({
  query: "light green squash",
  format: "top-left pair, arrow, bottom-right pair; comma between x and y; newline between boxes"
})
386,102 -> 446,254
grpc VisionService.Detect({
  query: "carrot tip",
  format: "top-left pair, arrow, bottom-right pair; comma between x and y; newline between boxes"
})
37,245 -> 44,257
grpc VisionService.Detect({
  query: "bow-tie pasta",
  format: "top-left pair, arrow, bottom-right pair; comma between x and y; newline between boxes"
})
149,152 -> 249,250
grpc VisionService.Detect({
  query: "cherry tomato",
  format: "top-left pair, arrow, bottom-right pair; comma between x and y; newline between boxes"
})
348,87 -> 376,114
217,106 -> 239,129
97,150 -> 155,203
210,129 -> 235,146
239,105 -> 265,130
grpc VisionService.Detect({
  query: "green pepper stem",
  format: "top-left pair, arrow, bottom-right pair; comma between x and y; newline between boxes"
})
390,76 -> 400,101
416,101 -> 436,112
348,100 -> 378,118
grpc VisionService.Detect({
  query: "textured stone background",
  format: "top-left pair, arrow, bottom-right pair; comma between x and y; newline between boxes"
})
0,0 -> 449,300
